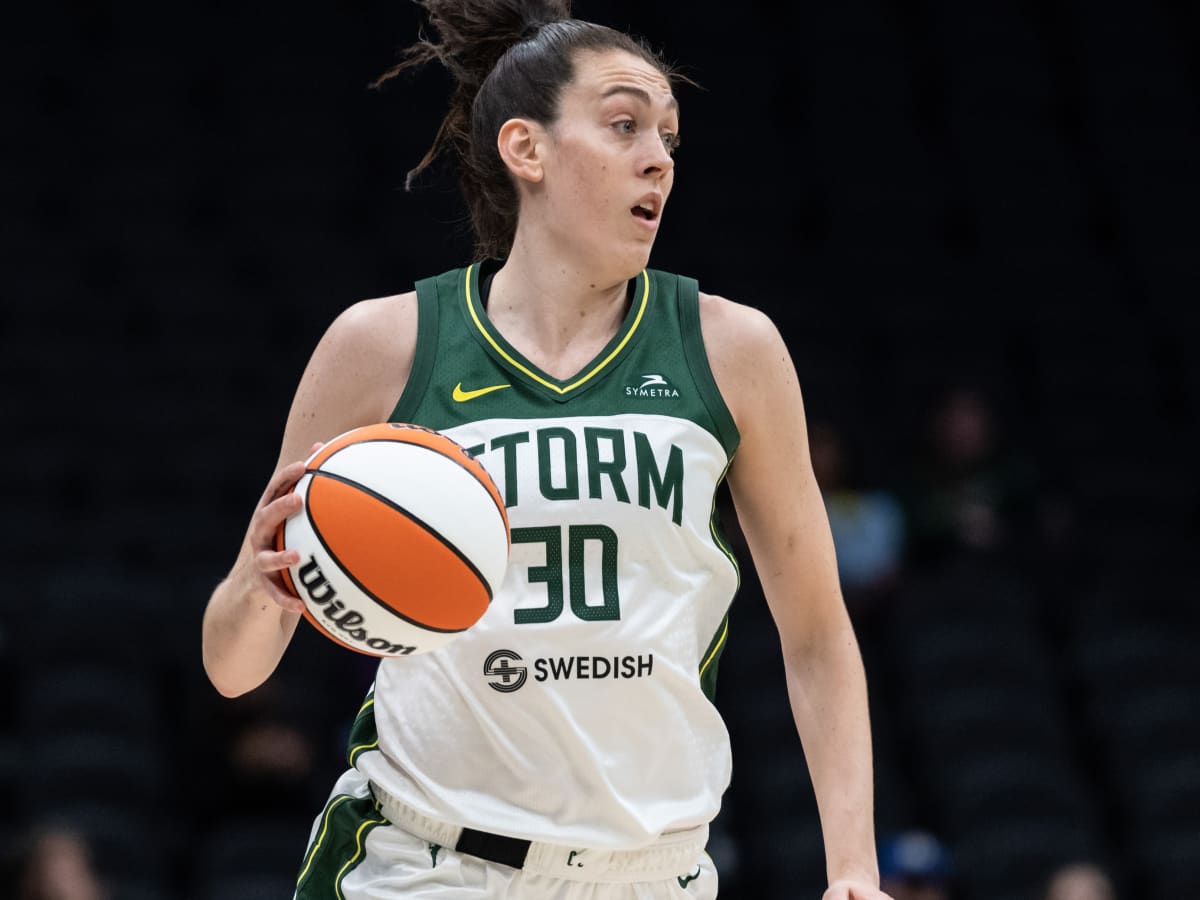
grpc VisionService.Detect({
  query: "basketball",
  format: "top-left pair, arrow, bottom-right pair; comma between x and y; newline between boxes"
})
276,422 -> 510,657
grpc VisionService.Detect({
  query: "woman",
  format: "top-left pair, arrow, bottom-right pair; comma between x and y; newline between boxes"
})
202,2 -> 890,898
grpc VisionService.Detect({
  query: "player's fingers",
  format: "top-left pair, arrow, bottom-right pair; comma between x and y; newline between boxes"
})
256,547 -> 300,573
253,553 -> 305,612
268,585 -> 305,613
258,459 -> 309,508
847,888 -> 891,900
265,490 -> 304,524
251,492 -> 303,545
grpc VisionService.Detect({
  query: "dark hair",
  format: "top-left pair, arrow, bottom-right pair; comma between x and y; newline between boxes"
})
373,0 -> 681,260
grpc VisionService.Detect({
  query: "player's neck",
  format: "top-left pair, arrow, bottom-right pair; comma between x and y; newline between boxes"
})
487,237 -> 634,371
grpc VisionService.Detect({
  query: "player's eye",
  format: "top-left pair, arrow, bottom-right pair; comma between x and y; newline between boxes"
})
613,119 -> 636,135
662,132 -> 680,155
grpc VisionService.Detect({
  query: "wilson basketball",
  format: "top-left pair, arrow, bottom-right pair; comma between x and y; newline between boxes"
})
277,422 -> 510,657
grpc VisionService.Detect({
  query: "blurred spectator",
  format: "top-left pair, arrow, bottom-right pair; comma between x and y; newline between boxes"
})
229,716 -> 316,786
184,624 -> 370,832
905,386 -> 1040,569
1043,862 -> 1117,900
809,422 -> 906,622
878,830 -> 953,900
187,674 -> 326,828
17,827 -> 108,900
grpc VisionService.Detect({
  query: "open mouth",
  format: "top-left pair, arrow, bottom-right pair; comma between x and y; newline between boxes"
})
631,203 -> 658,222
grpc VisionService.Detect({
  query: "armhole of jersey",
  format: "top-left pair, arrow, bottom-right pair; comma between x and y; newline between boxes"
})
678,275 -> 740,458
389,277 -> 440,422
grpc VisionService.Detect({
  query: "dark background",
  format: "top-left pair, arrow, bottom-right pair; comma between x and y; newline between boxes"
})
2,1 -> 1198,899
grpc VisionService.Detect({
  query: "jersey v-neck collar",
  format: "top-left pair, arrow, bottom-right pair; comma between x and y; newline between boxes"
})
458,261 -> 652,403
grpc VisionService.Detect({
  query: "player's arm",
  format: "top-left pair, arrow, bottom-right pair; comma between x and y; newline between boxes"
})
701,294 -> 890,900
202,292 -> 418,698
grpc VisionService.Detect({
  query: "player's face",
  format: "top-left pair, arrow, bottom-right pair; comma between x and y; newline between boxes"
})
540,49 -> 679,279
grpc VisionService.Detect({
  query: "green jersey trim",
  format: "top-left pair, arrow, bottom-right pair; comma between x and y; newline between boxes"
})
391,279 -> 440,422
708,458 -> 741,592
346,690 -> 379,767
699,614 -> 729,703
700,455 -> 738,703
678,276 -> 740,458
295,790 -> 388,900
462,263 -> 651,401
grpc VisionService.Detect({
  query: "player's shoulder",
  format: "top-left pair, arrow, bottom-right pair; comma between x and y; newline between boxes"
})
292,290 -> 423,427
319,260 -> 469,359
300,291 -> 420,407
315,291 -> 418,358
334,290 -> 418,335
697,291 -> 795,429
697,290 -> 787,362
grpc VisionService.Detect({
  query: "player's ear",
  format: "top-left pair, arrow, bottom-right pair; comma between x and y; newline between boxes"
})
497,118 -> 545,184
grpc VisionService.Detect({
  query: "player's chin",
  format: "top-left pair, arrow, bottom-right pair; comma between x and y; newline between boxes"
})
591,227 -> 656,280
618,233 -> 657,270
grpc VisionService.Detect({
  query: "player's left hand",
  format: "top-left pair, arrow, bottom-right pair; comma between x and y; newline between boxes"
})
822,880 -> 894,900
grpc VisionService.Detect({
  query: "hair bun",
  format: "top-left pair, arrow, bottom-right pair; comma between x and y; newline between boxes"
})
520,19 -> 548,41
393,0 -> 573,92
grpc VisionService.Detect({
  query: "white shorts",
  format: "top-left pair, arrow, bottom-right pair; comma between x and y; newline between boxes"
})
295,768 -> 719,900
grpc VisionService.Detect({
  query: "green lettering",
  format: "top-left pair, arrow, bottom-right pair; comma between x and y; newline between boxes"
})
537,427 -> 579,501
512,526 -> 563,624
568,525 -> 620,621
490,431 -> 530,507
634,432 -> 684,525
584,427 -> 630,503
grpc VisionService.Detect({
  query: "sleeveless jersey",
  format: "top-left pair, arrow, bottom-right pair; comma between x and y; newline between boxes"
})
352,262 -> 741,849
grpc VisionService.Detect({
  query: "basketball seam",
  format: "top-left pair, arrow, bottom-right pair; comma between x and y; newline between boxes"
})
304,469 -> 492,634
319,437 -> 508,535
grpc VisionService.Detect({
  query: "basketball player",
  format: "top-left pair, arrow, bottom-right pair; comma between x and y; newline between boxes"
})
202,2 -> 892,898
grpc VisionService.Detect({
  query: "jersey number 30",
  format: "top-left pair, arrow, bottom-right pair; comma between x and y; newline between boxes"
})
512,525 -> 620,623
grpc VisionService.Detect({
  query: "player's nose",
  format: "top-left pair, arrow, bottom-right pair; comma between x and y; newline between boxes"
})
640,136 -> 675,179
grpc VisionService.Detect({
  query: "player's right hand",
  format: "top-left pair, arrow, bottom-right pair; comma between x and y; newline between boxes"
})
246,444 -> 323,613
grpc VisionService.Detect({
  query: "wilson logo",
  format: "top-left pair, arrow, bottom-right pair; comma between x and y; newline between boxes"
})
296,557 -> 417,656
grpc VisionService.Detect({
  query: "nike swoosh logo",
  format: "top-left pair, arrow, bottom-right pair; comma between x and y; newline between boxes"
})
678,867 -> 702,889
452,382 -> 511,402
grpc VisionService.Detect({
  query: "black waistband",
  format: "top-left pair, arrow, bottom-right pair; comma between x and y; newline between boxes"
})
455,827 -> 531,869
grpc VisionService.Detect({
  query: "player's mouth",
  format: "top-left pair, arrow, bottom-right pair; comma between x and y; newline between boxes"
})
630,193 -> 663,229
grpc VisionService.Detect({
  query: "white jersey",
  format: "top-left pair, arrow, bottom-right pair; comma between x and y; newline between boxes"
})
350,264 -> 741,849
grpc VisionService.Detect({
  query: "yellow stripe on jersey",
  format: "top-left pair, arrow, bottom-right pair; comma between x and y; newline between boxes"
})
347,696 -> 378,766
464,263 -> 650,395
296,794 -> 353,886
335,816 -> 389,900
699,618 -> 729,679
348,738 -> 379,766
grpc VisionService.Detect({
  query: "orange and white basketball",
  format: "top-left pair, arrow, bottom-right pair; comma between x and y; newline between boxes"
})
276,422 -> 510,657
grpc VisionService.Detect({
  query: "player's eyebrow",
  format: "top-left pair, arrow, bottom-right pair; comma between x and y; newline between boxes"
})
600,84 -> 679,113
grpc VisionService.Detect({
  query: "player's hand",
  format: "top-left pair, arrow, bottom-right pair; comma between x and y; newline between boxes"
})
247,443 -> 323,613
822,880 -> 894,900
